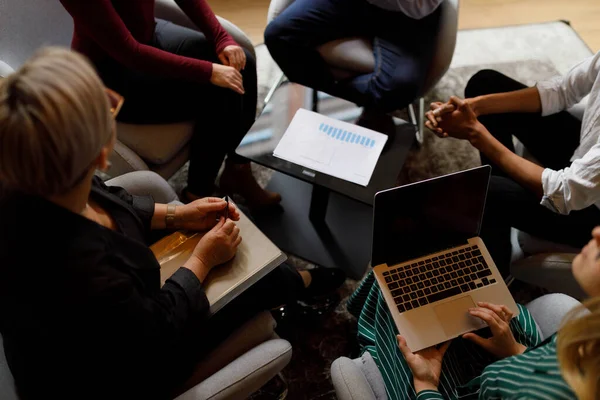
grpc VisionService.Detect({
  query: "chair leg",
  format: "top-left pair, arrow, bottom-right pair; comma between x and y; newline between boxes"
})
417,97 -> 425,144
408,103 -> 417,126
408,99 -> 425,144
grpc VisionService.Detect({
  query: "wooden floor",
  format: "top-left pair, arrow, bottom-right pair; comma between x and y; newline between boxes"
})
207,0 -> 600,51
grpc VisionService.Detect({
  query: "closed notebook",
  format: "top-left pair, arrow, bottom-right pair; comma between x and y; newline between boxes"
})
150,208 -> 287,314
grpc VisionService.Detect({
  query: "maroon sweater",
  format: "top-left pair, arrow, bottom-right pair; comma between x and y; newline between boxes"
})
60,0 -> 238,83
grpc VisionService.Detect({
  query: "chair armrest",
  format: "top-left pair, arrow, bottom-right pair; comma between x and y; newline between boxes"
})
267,0 -> 296,24
108,140 -> 149,178
175,339 -> 292,400
331,352 -> 386,400
510,253 -> 586,299
154,0 -> 255,58
525,294 -> 583,340
0,60 -> 14,77
106,171 -> 179,204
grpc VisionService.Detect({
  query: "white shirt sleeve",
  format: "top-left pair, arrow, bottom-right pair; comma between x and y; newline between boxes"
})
365,0 -> 443,19
541,142 -> 600,214
536,52 -> 600,116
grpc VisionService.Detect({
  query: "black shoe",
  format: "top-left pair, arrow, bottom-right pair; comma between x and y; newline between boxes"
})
301,267 -> 346,299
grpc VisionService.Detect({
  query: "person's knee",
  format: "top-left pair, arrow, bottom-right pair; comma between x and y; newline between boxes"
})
264,18 -> 287,51
465,69 -> 506,98
368,76 -> 420,112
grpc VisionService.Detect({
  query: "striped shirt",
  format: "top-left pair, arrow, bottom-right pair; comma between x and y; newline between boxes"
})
347,272 -> 577,399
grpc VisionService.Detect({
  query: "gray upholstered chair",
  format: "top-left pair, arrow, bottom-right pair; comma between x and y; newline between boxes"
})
508,100 -> 589,299
330,293 -> 582,400
0,0 -> 255,180
266,0 -> 460,142
0,171 -> 292,400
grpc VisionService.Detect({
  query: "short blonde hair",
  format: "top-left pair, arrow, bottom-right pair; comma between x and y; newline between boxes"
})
0,47 -> 113,196
557,296 -> 600,400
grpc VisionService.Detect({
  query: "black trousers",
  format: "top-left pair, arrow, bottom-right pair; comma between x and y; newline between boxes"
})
97,20 -> 257,195
465,70 -> 600,275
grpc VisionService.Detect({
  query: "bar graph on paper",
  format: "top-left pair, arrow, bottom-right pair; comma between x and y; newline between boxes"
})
318,123 -> 377,148
273,108 -> 388,186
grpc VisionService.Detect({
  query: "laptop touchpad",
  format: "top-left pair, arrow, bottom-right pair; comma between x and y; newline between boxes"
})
433,296 -> 482,338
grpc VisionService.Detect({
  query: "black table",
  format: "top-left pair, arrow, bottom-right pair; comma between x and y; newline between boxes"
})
236,82 -> 415,278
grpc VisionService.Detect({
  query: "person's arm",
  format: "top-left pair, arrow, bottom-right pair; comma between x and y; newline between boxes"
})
59,0 -> 214,83
468,87 -> 542,116
539,143 -> 600,214
174,0 -> 237,54
536,52 -> 600,117
470,125 -> 545,198
93,177 -> 156,231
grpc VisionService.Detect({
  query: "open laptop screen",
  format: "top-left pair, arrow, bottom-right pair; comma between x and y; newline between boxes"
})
372,166 -> 491,267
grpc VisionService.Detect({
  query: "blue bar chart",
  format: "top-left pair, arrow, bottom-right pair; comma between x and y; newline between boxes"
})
319,122 -> 376,148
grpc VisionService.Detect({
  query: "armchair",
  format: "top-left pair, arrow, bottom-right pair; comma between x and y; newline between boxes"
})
0,0 -> 255,180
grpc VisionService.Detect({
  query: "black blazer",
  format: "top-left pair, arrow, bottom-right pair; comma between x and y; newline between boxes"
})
0,178 -> 209,399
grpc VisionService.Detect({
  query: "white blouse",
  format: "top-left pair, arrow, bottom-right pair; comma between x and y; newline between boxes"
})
537,51 -> 600,215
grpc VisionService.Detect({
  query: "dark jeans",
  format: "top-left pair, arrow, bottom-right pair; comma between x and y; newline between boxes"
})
465,70 -> 600,275
97,20 -> 257,195
264,0 -> 441,112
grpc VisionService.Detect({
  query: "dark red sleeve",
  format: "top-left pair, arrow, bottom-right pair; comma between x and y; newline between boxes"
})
174,0 -> 238,54
59,0 -> 213,83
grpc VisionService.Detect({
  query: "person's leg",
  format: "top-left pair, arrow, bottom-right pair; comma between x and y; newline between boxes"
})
465,70 -> 582,173
264,0 -> 367,92
346,7 -> 442,112
481,175 -> 600,276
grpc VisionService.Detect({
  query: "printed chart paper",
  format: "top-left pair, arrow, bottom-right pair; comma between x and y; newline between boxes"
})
273,108 -> 388,186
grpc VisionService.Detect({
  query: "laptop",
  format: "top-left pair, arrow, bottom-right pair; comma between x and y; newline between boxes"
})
372,166 -> 518,352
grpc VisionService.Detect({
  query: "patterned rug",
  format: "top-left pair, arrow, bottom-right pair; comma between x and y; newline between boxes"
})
168,22 -> 593,399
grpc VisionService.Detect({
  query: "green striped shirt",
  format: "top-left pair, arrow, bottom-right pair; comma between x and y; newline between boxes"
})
347,272 -> 576,399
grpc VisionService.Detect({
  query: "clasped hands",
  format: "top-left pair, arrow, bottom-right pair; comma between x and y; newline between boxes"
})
398,302 -> 526,393
424,96 -> 484,143
178,198 -> 242,274
211,45 -> 246,95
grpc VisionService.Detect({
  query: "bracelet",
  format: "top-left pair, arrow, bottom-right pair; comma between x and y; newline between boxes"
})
165,204 -> 177,229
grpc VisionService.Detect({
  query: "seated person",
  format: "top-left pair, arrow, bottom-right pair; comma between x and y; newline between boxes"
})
59,0 -> 280,207
0,48 -> 345,399
426,53 -> 600,275
347,226 -> 600,399
264,0 -> 443,122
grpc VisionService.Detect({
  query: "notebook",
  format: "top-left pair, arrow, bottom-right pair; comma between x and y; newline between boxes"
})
150,207 -> 287,314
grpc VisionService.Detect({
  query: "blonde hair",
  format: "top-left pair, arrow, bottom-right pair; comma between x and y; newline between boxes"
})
0,47 -> 113,196
557,296 -> 600,400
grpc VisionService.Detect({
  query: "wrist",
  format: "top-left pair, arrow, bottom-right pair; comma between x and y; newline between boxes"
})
467,96 -> 482,117
467,122 -> 489,148
514,343 -> 527,356
414,380 -> 438,393
184,255 -> 211,283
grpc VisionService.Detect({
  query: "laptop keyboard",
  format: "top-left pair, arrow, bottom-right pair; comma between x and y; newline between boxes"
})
382,245 -> 496,313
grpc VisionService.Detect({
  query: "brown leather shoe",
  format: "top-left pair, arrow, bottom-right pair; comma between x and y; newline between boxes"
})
219,162 -> 282,209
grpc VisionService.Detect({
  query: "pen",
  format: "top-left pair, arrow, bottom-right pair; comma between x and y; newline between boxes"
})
224,195 -> 229,220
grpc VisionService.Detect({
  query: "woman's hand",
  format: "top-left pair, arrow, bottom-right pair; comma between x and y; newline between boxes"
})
462,302 -> 526,359
177,197 -> 240,231
425,98 -> 482,139
191,217 -> 241,267
425,102 -> 455,138
210,63 -> 244,94
397,335 -> 450,393
218,45 -> 246,71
